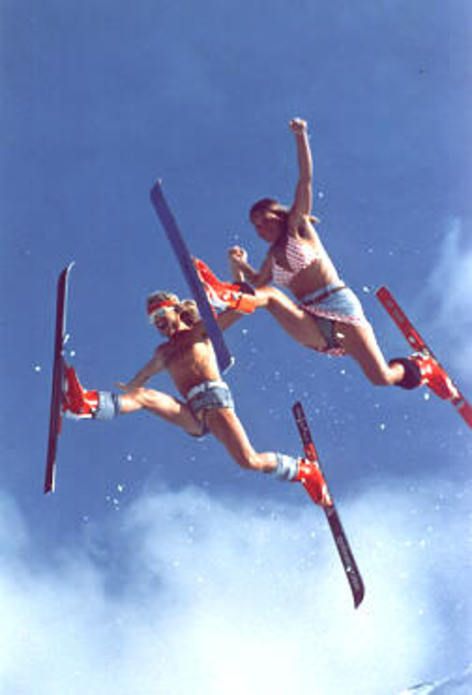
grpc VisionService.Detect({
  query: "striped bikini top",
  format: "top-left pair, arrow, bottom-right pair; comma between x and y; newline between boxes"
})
271,235 -> 321,288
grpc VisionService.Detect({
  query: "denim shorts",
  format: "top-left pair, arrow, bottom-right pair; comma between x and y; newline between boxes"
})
186,380 -> 235,437
300,283 -> 367,356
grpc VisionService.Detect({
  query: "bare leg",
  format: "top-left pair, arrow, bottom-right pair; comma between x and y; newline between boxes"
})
119,387 -> 204,436
249,285 -> 407,387
205,408 -> 328,502
253,286 -> 328,351
205,408 -> 279,473
336,321 -> 406,386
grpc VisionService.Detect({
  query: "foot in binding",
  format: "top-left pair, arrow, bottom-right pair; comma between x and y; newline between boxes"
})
62,365 -> 99,418
193,258 -> 256,314
295,458 -> 332,507
410,352 -> 459,401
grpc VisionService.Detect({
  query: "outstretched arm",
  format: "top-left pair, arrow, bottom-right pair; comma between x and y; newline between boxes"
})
289,118 -> 313,223
191,306 -> 245,341
119,349 -> 166,391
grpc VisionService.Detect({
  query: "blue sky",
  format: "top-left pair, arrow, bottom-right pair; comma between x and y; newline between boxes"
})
1,1 -> 471,693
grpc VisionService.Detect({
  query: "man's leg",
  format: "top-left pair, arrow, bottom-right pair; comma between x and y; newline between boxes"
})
120,387 -> 204,435
63,367 -> 203,435
205,408 -> 330,505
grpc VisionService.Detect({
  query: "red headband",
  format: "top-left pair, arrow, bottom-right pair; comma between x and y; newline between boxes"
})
147,298 -> 176,316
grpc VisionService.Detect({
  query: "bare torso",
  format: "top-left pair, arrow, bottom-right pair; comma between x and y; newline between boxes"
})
159,327 -> 221,397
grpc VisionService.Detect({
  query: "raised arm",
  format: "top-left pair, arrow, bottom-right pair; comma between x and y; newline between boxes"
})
228,246 -> 273,288
289,118 -> 313,223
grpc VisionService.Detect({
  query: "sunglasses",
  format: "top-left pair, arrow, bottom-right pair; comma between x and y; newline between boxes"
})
148,305 -> 173,325
154,307 -> 169,318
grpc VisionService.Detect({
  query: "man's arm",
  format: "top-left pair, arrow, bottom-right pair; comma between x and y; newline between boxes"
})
120,348 -> 166,391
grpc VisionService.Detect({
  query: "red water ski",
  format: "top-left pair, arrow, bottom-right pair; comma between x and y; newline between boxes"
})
377,286 -> 472,428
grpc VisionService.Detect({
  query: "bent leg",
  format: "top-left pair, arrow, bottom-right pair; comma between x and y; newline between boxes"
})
254,286 -> 328,351
120,387 -> 204,436
337,321 -> 405,386
205,408 -> 281,473
205,408 -> 329,503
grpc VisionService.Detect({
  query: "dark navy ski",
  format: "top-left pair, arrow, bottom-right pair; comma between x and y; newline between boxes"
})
150,181 -> 234,374
44,262 -> 74,493
292,402 -> 365,609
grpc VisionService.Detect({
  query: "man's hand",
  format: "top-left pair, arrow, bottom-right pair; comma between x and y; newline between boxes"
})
116,381 -> 131,392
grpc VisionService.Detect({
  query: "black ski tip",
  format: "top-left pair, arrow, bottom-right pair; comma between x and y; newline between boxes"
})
353,582 -> 365,609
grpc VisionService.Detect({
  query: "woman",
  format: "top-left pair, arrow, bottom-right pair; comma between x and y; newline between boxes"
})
227,118 -> 456,399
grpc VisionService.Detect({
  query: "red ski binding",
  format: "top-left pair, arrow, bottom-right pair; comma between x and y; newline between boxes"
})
193,258 -> 256,314
377,286 -> 472,428
62,365 -> 98,419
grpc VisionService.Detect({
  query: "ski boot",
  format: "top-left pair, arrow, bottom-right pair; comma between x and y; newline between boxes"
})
193,258 -> 257,314
409,352 -> 459,401
62,365 -> 99,418
295,458 -> 332,507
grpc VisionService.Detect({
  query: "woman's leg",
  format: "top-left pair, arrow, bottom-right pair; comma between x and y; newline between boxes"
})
254,286 -> 328,351
335,321 -> 405,386
252,288 -> 412,387
120,387 -> 204,435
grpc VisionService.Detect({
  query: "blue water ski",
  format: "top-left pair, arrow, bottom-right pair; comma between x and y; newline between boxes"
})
150,180 -> 234,373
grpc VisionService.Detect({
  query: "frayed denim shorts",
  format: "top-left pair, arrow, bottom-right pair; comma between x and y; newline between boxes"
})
300,282 -> 367,356
186,380 -> 234,437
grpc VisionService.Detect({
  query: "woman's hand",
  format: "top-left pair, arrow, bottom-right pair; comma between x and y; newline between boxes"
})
289,118 -> 313,219
228,245 -> 248,267
229,244 -> 272,287
289,118 -> 308,135
228,245 -> 249,282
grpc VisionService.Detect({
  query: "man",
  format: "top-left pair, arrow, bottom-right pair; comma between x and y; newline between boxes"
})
63,289 -> 330,505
